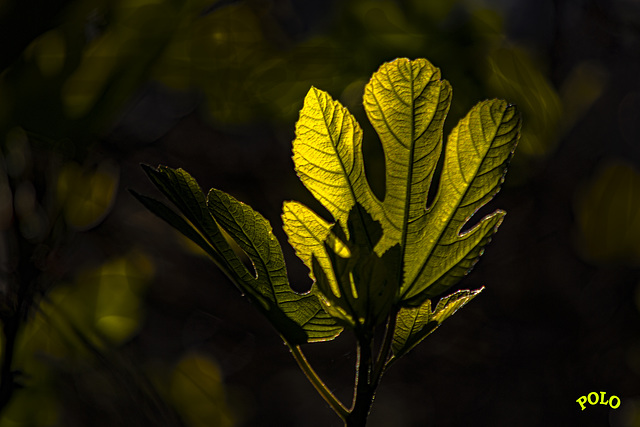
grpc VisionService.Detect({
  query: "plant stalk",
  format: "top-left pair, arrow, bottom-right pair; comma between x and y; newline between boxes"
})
345,313 -> 397,427
371,312 -> 396,385
288,343 -> 349,420
345,335 -> 375,427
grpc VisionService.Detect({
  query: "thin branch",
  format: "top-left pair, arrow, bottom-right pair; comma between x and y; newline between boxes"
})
287,343 -> 349,420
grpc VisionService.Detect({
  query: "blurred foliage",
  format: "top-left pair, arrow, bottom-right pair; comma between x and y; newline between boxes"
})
0,0 -> 213,149
2,128 -> 49,242
0,0 -> 629,424
55,251 -> 152,344
1,0 -> 602,160
56,159 -> 118,231
485,46 -> 562,156
574,160 -> 640,265
169,353 -> 235,427
0,384 -> 58,427
559,61 -> 607,134
1,251 -> 235,426
611,395 -> 640,427
149,0 -> 600,161
1,252 -> 151,425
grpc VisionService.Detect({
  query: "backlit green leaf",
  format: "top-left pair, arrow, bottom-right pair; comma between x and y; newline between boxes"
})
292,86 -> 379,241
285,58 -> 520,331
390,288 -> 483,362
282,200 -> 346,298
136,57 -> 519,359
362,57 -> 452,257
400,98 -> 519,304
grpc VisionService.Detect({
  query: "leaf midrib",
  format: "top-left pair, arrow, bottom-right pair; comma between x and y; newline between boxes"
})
397,63 -> 417,292
401,104 -> 507,300
394,65 -> 443,294
313,88 -> 375,252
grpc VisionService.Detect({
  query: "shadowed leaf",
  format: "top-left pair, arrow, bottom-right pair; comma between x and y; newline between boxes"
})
135,166 -> 342,344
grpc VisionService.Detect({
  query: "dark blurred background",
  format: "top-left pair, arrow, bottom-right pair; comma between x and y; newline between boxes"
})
0,0 -> 639,426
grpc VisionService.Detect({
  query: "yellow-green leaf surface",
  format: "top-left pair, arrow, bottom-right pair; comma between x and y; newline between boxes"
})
390,288 -> 483,363
135,57 -> 519,355
132,166 -> 342,344
292,86 -> 378,234
401,98 -> 519,303
285,58 -> 520,321
282,201 -> 349,298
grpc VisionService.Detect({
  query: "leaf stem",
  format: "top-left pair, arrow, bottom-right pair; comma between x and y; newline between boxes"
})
372,312 -> 397,386
288,343 -> 349,420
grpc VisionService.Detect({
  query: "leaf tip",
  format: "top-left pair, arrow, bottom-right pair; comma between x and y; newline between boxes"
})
140,162 -> 156,175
